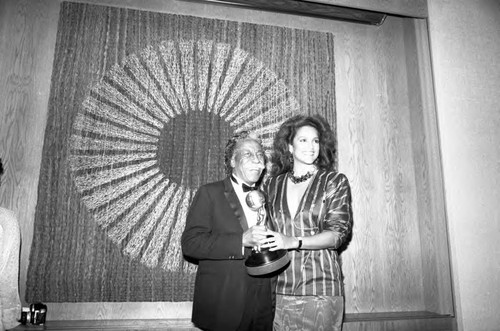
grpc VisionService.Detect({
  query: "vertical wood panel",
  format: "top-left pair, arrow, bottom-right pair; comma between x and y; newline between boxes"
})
337,16 -> 426,314
336,23 -> 380,313
403,18 -> 454,315
0,0 -> 60,306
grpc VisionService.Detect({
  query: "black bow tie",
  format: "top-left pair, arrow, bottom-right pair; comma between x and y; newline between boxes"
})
231,175 -> 257,192
242,183 -> 257,192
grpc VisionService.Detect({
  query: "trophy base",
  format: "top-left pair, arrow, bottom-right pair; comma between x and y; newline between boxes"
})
245,249 -> 290,276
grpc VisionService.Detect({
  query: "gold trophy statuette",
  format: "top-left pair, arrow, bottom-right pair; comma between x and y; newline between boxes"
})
244,190 -> 290,276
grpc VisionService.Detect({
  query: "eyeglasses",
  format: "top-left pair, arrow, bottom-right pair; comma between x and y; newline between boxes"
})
238,150 -> 265,162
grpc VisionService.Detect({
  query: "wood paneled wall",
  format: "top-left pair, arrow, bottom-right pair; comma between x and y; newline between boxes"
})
0,0 -> 59,310
0,0 -> 453,328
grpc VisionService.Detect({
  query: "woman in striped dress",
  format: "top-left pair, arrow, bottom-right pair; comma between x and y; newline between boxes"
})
262,114 -> 353,331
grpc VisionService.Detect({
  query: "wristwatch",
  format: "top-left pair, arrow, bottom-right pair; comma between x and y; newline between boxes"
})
296,237 -> 303,250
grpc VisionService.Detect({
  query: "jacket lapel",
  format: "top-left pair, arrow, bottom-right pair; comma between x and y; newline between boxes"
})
223,177 -> 249,231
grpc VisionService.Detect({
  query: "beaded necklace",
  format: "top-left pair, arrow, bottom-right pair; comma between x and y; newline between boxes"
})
289,170 -> 315,184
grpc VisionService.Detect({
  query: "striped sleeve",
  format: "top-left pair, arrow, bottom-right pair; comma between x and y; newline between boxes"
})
323,173 -> 353,249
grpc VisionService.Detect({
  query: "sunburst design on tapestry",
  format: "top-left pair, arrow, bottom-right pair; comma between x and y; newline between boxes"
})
68,39 -> 299,273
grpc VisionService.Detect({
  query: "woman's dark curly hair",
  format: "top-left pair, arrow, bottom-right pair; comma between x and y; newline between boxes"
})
270,114 -> 336,176
224,131 -> 262,176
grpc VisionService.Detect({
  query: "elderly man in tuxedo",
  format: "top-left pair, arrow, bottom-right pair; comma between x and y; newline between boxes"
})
182,131 -> 274,331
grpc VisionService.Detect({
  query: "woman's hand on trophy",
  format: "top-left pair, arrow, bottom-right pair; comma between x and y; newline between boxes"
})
260,231 -> 297,251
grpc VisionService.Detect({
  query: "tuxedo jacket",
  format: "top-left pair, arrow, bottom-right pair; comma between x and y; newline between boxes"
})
181,177 -> 274,331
